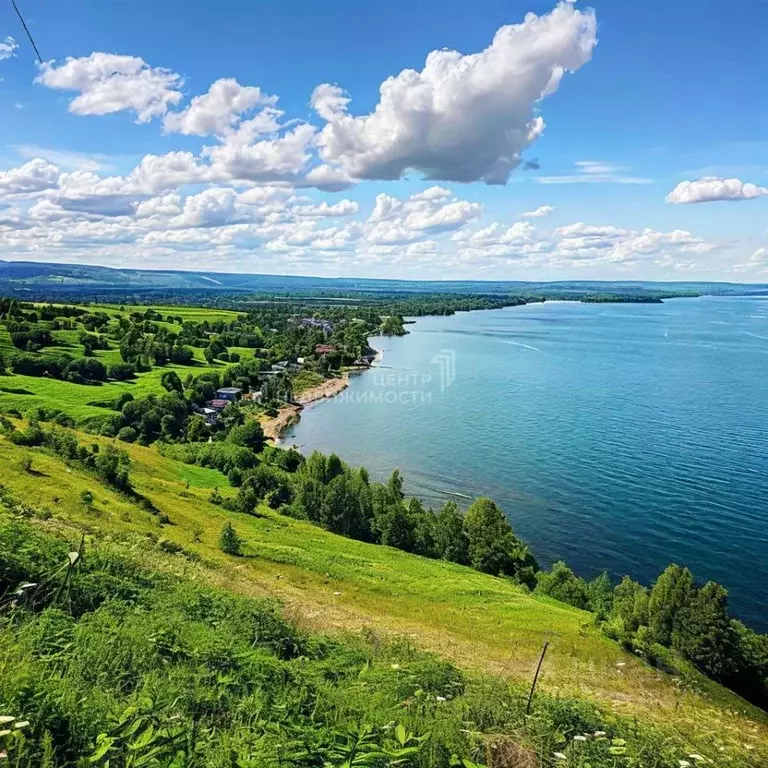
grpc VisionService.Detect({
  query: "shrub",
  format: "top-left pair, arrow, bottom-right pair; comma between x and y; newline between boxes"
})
117,426 -> 138,443
218,521 -> 242,555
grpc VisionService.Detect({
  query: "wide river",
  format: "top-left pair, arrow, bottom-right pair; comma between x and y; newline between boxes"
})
284,297 -> 768,630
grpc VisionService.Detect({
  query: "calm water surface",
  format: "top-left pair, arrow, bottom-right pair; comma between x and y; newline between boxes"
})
285,297 -> 768,629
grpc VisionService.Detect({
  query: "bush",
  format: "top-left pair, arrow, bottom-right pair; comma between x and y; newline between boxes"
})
117,426 -> 138,443
107,361 -> 136,381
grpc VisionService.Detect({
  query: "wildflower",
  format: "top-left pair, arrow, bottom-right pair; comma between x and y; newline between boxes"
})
679,761 -> 691,767
687,755 -> 705,762
436,696 -> 447,702
553,753 -> 567,761
574,735 -> 587,741
13,722 -> 28,729
594,730 -> 607,737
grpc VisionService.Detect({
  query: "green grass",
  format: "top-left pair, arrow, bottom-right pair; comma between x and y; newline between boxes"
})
0,427 -> 766,765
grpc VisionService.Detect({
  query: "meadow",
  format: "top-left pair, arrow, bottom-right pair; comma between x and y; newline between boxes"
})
0,425 -> 766,766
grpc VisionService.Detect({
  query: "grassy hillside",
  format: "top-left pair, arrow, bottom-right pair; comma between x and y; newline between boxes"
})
1,425 -> 766,766
0,303 -> 251,422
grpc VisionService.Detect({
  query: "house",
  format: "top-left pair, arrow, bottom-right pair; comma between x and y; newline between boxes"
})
315,344 -> 337,355
200,406 -> 219,426
206,399 -> 230,411
215,387 -> 242,402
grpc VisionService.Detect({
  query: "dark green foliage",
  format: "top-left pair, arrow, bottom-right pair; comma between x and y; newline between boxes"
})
672,581 -> 734,679
227,419 -> 264,452
218,520 -> 242,555
586,572 -> 614,620
463,497 -> 536,579
647,564 -> 696,646
91,443 -> 132,491
107,361 -> 136,380
116,426 -> 137,443
160,369 -> 183,393
535,561 -> 590,610
611,576 -> 649,636
434,501 -> 469,564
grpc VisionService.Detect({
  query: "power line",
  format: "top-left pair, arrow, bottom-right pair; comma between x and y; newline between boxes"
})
10,0 -> 42,63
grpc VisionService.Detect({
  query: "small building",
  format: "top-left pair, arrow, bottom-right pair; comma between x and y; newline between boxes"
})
207,399 -> 230,411
215,387 -> 242,402
315,344 -> 337,355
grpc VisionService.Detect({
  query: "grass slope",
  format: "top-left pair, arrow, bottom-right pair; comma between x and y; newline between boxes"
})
0,428 -> 765,764
0,303 -> 251,422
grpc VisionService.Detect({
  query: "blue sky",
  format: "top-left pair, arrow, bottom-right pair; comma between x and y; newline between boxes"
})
0,0 -> 767,280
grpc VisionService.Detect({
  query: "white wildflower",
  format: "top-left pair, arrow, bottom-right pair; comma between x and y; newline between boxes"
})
679,761 -> 691,767
13,722 -> 28,729
594,730 -> 607,737
574,735 -> 587,741
436,696 -> 447,702
553,753 -> 567,761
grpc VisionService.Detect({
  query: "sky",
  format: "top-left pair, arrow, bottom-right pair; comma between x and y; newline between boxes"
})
0,0 -> 767,281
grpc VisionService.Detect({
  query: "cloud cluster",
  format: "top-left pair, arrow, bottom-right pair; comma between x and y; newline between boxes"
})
0,36 -> 18,61
163,78 -> 278,138
36,53 -> 184,123
665,177 -> 768,204
0,3 -> 745,278
313,2 -> 597,183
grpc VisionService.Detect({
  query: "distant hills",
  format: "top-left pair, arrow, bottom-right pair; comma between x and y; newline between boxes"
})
1,258 -> 767,298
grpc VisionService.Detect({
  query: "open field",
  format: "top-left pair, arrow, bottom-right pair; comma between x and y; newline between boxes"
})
0,303 -> 255,422
1,426 -> 766,764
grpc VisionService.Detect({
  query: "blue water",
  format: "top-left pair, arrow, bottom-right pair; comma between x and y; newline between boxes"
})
285,297 -> 768,630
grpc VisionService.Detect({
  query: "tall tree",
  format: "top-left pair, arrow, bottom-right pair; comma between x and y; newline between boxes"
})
463,497 -> 526,577
647,564 -> 696,646
673,581 -> 735,679
434,501 -> 469,565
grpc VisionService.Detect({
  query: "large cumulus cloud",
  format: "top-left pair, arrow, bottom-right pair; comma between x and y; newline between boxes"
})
313,2 -> 597,184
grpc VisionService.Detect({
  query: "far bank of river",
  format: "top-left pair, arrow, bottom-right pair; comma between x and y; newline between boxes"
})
282,297 -> 768,631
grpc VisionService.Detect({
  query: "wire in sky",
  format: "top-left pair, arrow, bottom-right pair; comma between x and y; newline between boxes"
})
10,0 -> 42,63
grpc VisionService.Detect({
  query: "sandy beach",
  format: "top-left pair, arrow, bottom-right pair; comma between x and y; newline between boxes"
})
260,373 -> 350,441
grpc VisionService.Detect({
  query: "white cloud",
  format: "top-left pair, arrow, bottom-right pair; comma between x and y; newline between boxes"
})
521,205 -> 554,218
0,36 -> 18,61
205,124 -> 317,183
314,1 -> 596,183
537,161 -> 652,185
365,186 -> 482,245
665,177 -> 768,204
310,84 -> 350,122
291,199 -> 359,217
0,159 -> 60,197
36,52 -> 184,123
163,78 -> 278,137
